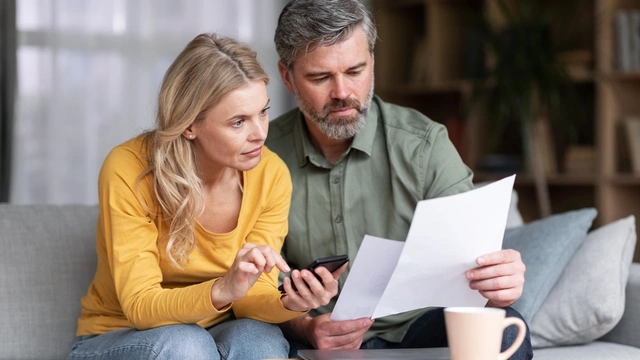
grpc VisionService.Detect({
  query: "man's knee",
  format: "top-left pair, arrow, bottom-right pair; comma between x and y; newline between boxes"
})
503,307 -> 533,360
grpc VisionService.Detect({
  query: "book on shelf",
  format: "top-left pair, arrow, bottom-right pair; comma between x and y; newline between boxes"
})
615,10 -> 640,72
625,117 -> 640,175
564,145 -> 595,175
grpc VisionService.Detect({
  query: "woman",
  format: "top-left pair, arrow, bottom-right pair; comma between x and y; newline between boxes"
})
67,33 -> 340,360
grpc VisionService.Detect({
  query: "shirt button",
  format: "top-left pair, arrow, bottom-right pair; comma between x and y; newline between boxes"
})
335,215 -> 343,223
332,177 -> 340,184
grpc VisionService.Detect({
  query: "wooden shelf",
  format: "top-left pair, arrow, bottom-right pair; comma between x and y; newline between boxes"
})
608,174 -> 640,185
609,71 -> 640,81
374,0 -> 640,261
378,82 -> 464,95
474,173 -> 598,186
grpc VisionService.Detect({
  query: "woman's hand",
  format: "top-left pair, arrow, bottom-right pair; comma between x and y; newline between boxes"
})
210,243 -> 290,309
280,263 -> 347,312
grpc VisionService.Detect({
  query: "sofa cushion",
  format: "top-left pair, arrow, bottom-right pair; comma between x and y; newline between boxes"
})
530,216 -> 637,348
502,208 -> 597,323
533,341 -> 640,360
601,262 -> 640,348
0,204 -> 99,360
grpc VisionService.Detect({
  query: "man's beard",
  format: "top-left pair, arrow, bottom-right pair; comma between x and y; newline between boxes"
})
294,80 -> 374,140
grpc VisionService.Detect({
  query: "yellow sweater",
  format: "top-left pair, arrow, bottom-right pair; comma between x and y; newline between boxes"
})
76,136 -> 302,336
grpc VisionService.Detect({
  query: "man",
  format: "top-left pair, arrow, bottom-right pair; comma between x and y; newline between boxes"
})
265,0 -> 533,359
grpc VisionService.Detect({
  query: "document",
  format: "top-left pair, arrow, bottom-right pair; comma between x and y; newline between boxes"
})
331,175 -> 516,321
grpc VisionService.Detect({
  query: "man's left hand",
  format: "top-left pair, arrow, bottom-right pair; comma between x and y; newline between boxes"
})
466,249 -> 526,308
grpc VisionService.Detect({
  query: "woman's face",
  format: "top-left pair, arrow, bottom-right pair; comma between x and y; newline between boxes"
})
185,80 -> 270,174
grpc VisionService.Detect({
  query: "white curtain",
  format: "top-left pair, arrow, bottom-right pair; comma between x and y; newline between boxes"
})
12,0 -> 293,204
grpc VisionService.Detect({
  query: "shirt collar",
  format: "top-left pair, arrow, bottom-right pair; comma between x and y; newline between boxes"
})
292,96 -> 380,168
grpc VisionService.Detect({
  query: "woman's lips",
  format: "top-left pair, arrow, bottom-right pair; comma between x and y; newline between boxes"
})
243,146 -> 262,157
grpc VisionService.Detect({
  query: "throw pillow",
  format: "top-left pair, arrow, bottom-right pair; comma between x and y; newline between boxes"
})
530,215 -> 637,348
502,208 -> 597,323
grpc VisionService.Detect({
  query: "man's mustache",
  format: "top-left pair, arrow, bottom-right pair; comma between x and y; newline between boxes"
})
323,98 -> 362,115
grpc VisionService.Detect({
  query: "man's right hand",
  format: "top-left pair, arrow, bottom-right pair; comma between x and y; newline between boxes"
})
305,313 -> 373,350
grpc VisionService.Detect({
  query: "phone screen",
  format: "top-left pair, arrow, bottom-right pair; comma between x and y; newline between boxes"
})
278,254 -> 348,293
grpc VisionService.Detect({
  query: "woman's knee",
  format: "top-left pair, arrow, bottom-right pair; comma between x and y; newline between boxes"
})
147,324 -> 219,360
210,319 -> 288,359
68,324 -> 218,360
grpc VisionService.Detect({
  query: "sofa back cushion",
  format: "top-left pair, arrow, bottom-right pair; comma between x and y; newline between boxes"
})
0,204 -> 99,360
502,208 -> 597,323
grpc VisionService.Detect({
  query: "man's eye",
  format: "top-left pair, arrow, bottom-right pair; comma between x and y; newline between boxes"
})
312,77 -> 328,83
348,71 -> 362,76
260,106 -> 271,116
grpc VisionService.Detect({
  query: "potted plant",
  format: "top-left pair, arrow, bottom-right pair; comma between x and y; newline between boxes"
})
467,0 -> 588,217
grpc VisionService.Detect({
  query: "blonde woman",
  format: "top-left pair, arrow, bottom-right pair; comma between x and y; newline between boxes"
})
67,33 -> 342,360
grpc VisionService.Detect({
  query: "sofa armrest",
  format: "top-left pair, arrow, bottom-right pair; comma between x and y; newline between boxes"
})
601,262 -> 640,348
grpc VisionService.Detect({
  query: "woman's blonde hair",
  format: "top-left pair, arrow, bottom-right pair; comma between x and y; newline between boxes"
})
139,33 -> 269,268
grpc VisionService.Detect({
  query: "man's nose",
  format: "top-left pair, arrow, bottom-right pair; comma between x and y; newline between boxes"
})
330,76 -> 350,100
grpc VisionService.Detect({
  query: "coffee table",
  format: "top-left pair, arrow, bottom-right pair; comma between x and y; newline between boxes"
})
297,347 -> 450,359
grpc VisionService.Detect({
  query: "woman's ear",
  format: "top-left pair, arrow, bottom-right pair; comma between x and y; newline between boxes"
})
183,127 -> 195,140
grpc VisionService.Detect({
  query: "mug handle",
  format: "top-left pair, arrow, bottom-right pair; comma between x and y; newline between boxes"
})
497,317 -> 526,360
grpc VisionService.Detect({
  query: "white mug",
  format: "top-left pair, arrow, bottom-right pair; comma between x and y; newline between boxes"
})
444,307 -> 526,360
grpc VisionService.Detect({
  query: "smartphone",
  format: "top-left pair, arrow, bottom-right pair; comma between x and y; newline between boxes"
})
278,254 -> 349,293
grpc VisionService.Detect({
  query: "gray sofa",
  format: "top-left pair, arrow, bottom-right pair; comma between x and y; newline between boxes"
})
0,204 -> 639,360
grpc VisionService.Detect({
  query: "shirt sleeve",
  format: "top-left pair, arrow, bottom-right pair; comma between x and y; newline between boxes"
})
232,155 -> 306,323
421,124 -> 475,199
99,144 -> 221,330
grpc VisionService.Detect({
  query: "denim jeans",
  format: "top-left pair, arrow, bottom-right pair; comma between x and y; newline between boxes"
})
289,307 -> 533,360
67,318 -> 289,360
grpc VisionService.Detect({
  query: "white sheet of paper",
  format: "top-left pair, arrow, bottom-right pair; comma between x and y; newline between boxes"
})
331,175 -> 515,321
329,235 -> 404,321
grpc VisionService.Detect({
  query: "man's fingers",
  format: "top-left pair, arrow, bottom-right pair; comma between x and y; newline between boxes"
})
322,318 -> 372,337
477,249 -> 521,266
313,318 -> 373,349
469,275 -> 523,291
466,262 -> 525,280
479,287 -> 523,305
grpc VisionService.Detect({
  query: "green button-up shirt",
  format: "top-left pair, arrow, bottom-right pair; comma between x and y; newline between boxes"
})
266,95 -> 474,343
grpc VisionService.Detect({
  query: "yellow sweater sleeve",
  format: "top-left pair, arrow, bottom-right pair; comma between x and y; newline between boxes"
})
232,150 -> 304,323
99,142 -> 221,330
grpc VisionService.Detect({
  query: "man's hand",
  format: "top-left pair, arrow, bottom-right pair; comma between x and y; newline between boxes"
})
280,263 -> 347,312
466,249 -> 526,308
304,313 -> 373,350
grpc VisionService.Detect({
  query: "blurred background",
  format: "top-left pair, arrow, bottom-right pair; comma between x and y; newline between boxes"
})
1,0 -> 293,205
1,0 -> 640,257
372,0 -> 640,262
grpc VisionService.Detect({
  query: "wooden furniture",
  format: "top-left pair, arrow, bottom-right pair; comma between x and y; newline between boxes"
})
373,0 -> 640,261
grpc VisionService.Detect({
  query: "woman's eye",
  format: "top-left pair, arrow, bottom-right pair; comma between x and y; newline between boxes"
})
260,106 -> 271,116
232,119 -> 244,127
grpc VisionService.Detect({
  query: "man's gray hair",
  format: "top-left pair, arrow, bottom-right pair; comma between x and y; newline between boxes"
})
275,0 -> 377,69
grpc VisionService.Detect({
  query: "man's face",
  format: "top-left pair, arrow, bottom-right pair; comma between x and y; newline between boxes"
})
279,27 -> 374,140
